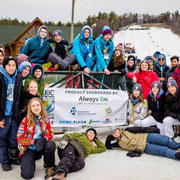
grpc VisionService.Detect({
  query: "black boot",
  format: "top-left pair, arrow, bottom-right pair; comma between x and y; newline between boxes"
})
175,152 -> 180,160
1,163 -> 12,171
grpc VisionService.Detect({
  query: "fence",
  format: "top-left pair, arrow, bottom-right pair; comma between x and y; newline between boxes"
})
44,71 -> 127,91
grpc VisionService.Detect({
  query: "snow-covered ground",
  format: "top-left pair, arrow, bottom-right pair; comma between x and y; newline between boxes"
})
1,139 -> 180,180
113,25 -> 180,65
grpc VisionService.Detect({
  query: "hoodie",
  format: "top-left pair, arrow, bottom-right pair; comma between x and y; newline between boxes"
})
0,66 -> 17,115
71,25 -> 95,69
18,61 -> 32,79
20,25 -> 51,64
94,26 -> 114,71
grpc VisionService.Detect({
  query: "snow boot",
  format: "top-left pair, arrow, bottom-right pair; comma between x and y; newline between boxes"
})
52,172 -> 66,180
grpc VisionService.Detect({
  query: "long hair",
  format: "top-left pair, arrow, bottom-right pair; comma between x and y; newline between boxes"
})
26,79 -> 40,97
27,97 -> 47,126
131,93 -> 145,103
112,50 -> 125,68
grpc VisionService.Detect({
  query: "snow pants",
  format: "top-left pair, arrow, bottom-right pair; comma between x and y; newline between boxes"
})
47,52 -> 76,70
56,144 -> 85,175
20,141 -> 55,179
0,116 -> 18,164
163,116 -> 180,138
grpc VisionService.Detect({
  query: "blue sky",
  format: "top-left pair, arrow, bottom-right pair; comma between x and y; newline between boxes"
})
1,0 -> 180,23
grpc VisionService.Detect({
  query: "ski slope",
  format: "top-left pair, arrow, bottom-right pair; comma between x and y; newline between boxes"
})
113,25 -> 180,65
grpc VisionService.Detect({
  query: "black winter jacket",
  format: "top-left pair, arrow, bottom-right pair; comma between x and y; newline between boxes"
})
147,92 -> 166,123
0,73 -> 22,121
165,89 -> 180,120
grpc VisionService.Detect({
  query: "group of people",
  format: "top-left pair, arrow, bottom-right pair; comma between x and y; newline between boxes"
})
0,24 -> 180,180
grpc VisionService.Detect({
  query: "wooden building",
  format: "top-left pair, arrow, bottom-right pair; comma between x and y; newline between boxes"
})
4,17 -> 53,57
0,17 -> 82,57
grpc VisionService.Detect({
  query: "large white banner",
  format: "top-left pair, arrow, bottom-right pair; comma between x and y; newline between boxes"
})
43,88 -> 128,127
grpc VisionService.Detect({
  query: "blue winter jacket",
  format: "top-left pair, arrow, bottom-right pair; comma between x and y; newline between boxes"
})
71,25 -> 95,69
20,25 -> 51,64
94,33 -> 114,72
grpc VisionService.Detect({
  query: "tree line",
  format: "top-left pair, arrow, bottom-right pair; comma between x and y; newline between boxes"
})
0,10 -> 180,37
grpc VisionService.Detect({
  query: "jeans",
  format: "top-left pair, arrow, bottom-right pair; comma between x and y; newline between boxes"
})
145,133 -> 180,160
0,116 -> 18,163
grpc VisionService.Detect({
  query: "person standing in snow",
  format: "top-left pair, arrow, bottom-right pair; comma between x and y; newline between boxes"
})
127,59 -> 159,99
154,54 -> 169,92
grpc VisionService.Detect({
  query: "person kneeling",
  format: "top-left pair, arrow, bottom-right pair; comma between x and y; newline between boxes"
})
17,98 -> 56,179
52,128 -> 106,180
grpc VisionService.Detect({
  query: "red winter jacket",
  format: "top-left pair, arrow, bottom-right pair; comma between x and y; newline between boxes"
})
173,67 -> 180,88
127,71 -> 159,99
17,116 -> 54,157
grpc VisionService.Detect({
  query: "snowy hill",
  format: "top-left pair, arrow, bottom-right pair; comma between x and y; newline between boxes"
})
113,25 -> 180,65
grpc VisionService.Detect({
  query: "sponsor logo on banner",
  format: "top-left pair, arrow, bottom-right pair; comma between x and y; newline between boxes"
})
89,119 -> 101,124
70,107 -> 77,115
43,89 -> 55,113
102,118 -> 112,124
105,107 -> 112,115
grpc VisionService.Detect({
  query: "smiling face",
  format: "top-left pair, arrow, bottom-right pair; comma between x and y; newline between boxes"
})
133,89 -> 140,98
171,59 -> 179,68
27,81 -> 38,96
112,129 -> 120,138
55,34 -> 62,43
103,34 -> 112,42
168,86 -> 177,96
152,86 -> 159,97
5,60 -> 16,75
86,130 -> 95,141
34,69 -> 42,79
140,62 -> 148,71
128,59 -> 134,67
22,66 -> 31,78
84,29 -> 90,39
39,28 -> 47,40
30,100 -> 41,116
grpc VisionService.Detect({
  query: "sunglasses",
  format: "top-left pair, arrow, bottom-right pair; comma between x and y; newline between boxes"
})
158,58 -> 165,61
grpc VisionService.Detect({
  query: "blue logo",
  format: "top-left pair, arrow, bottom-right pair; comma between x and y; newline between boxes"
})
71,107 -> 77,115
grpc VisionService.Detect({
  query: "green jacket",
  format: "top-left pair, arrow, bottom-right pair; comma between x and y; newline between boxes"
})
64,132 -> 106,158
118,130 -> 148,153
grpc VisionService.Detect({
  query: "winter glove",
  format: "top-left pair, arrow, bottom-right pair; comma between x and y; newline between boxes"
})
58,137 -> 70,150
58,139 -> 69,150
35,137 -> 47,152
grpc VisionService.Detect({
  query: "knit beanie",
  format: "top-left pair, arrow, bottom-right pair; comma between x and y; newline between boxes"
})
153,51 -> 161,58
167,79 -> 178,89
151,81 -> 161,90
3,56 -> 17,69
32,64 -> 44,77
102,26 -> 112,36
109,126 -> 117,134
127,55 -> 136,62
145,56 -> 154,62
86,128 -> 97,138
17,54 -> 30,67
53,30 -> 63,37
132,83 -> 142,93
